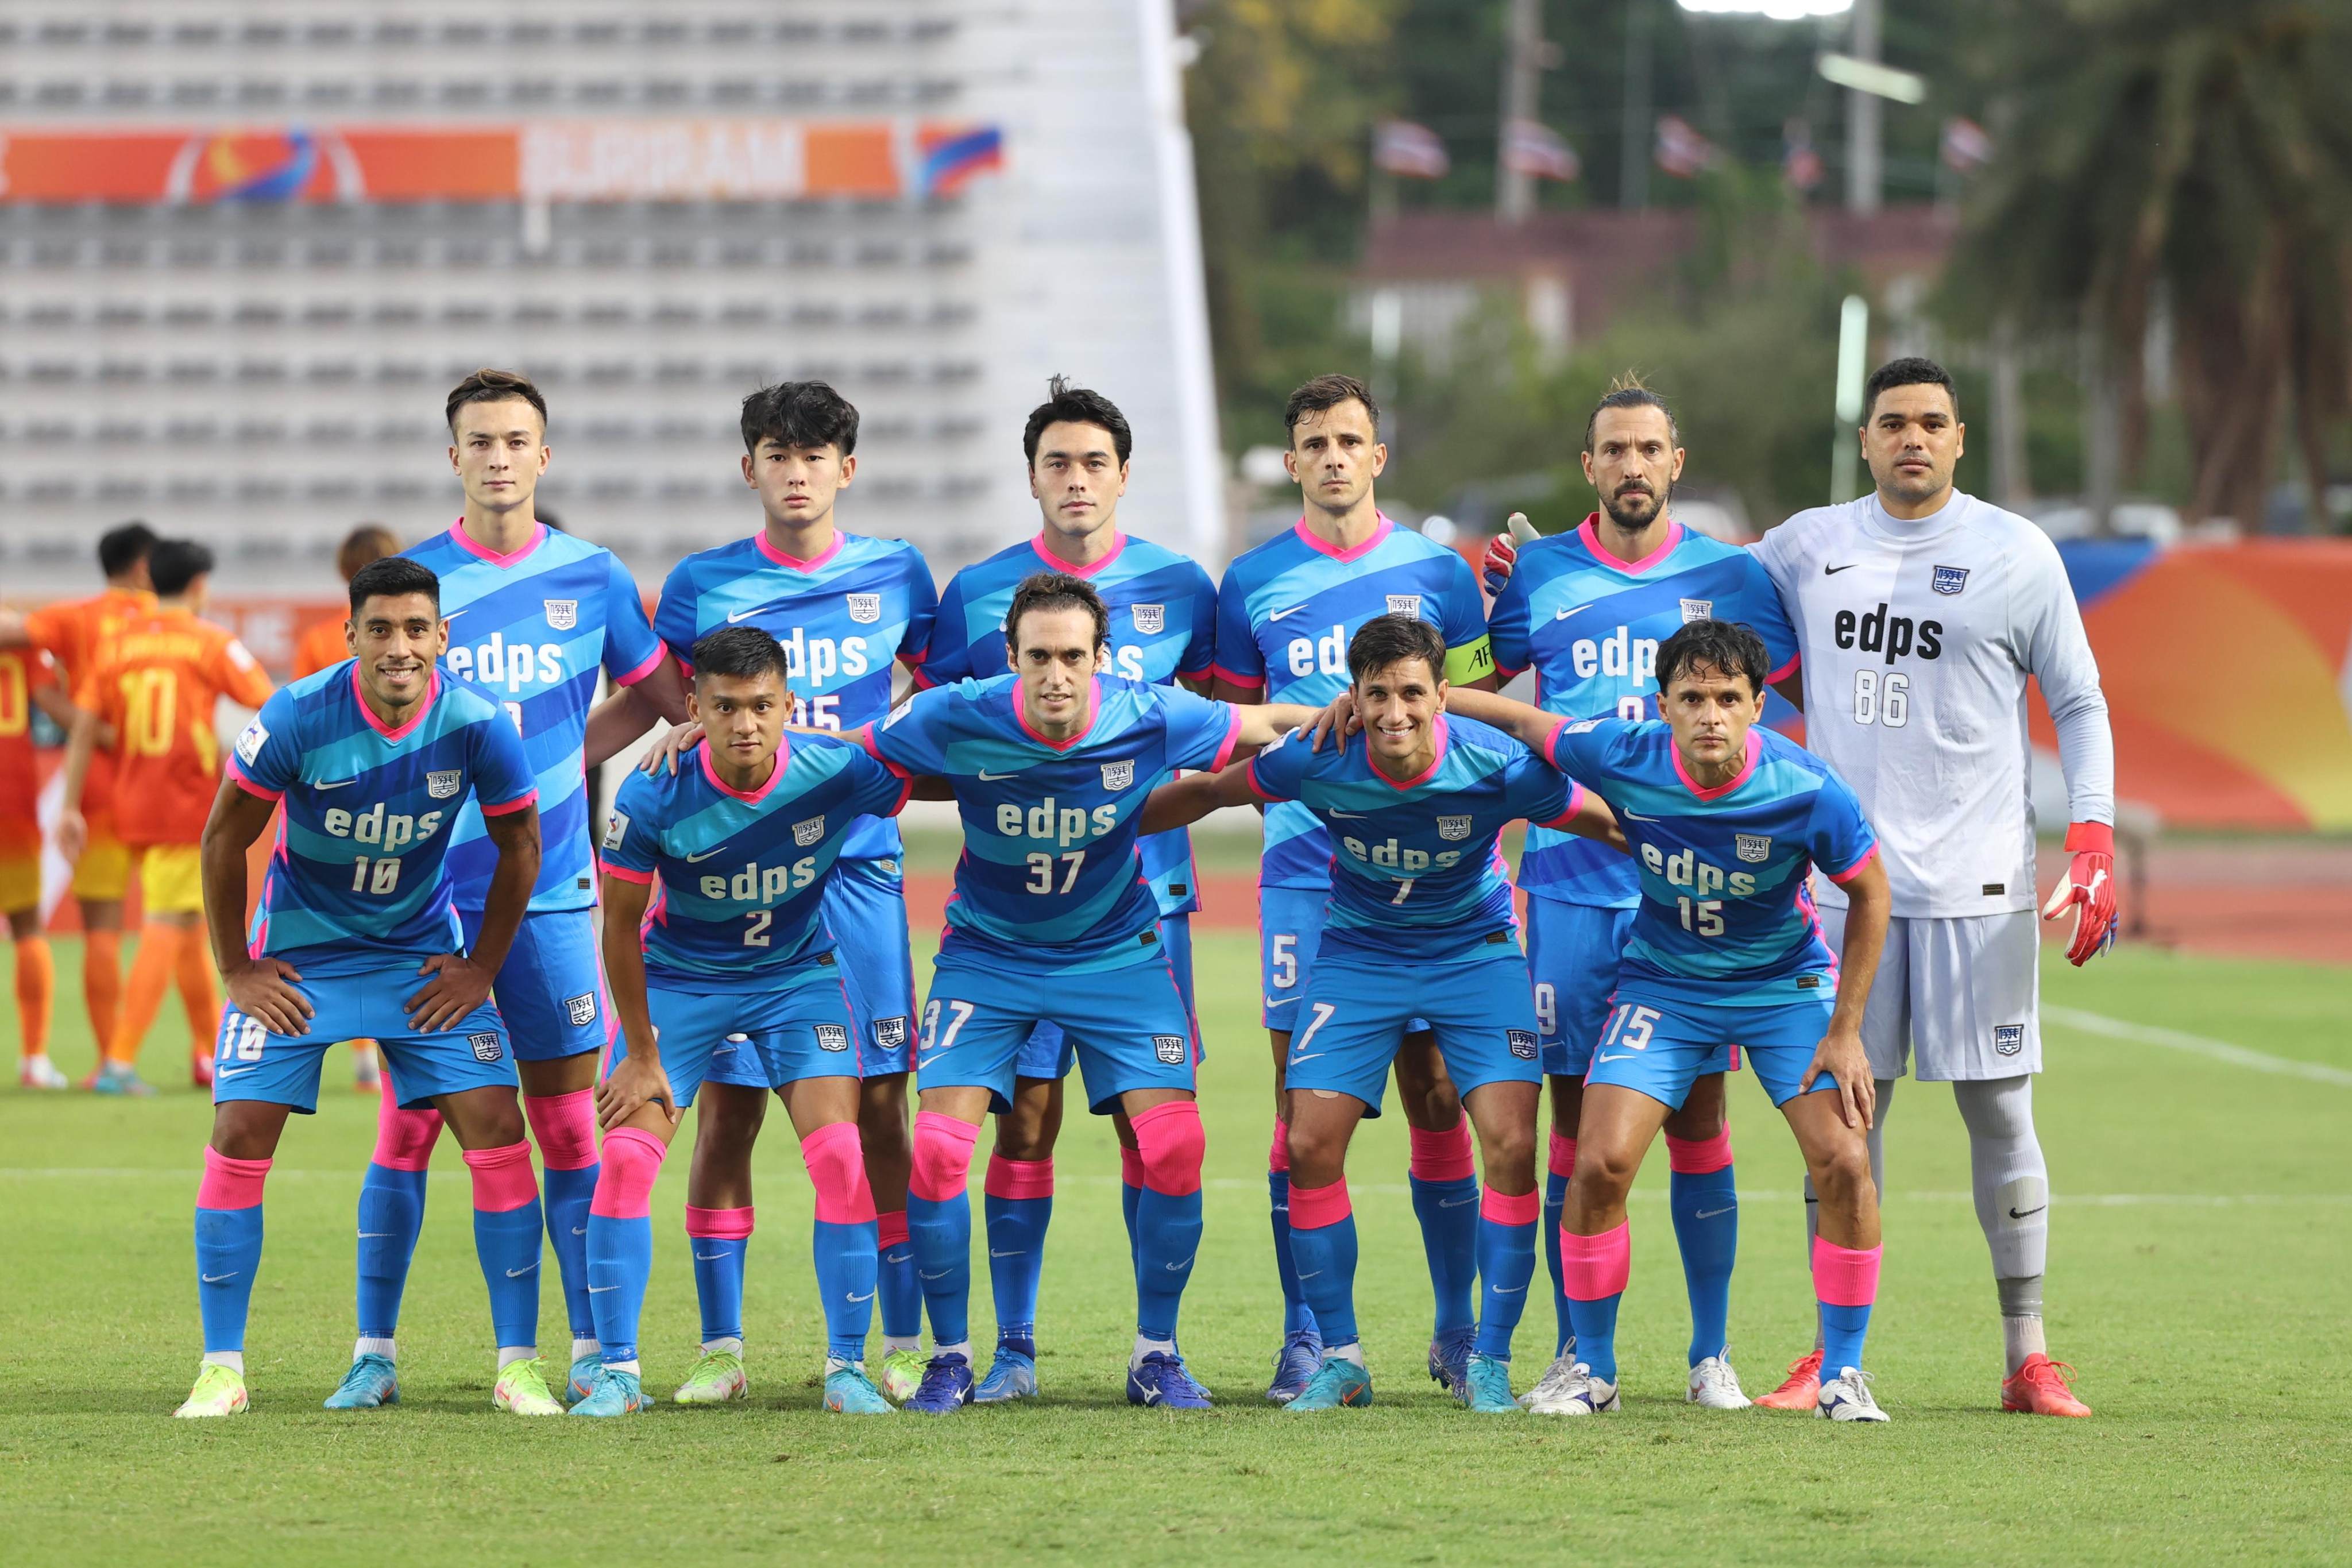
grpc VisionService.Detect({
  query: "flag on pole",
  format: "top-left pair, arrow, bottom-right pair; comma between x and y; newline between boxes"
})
1501,118 -> 1580,182
1373,119 -> 1450,179
1654,115 -> 1720,179
1940,116 -> 1994,172
1781,118 -> 1824,192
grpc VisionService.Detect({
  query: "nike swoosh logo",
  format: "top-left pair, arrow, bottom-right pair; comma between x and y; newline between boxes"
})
1164,1256 -> 1195,1272
1290,1051 -> 1324,1062
506,1264 -> 538,1277
316,778 -> 357,790
202,1273 -> 238,1284
2007,1206 -> 2046,1220
917,1055 -> 946,1070
570,1226 -> 585,1236
589,1284 -> 618,1293
695,1250 -> 729,1261
1268,604 -> 1312,621
684,847 -> 727,863
1494,1283 -> 1527,1293
1694,1204 -> 1737,1219
1823,563 -> 1858,576
217,1065 -> 259,1079
1620,809 -> 1659,821
919,1269 -> 951,1280
1594,1052 -> 1635,1064
357,1231 -> 393,1239
1264,996 -> 1300,1009
726,604 -> 777,624
976,768 -> 1021,782
1439,1195 -> 1476,1208
846,1290 -> 875,1303
1297,1269 -> 1321,1280
1327,809 -> 1368,819
1554,605 -> 1592,621
882,1249 -> 912,1263
989,1248 -> 1024,1258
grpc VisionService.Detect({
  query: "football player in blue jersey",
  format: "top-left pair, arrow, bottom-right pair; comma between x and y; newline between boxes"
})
915,379 -> 1219,1403
625,382 -> 943,1405
862,571 -> 1319,1414
1441,619 -> 1895,1423
580,626 -> 918,1418
1142,615 -> 1623,1413
180,558 -> 559,1418
1212,373 -> 1501,1403
335,371 -> 693,1412
1483,379 -> 1802,1412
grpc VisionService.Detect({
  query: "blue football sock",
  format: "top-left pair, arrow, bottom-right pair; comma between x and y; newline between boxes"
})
355,1163 -> 427,1340
1133,1186 -> 1203,1343
813,1219 -> 879,1364
1820,1300 -> 1872,1376
983,1190 -> 1052,1343
585,1211 -> 652,1365
195,1203 -> 265,1354
1566,1291 -> 1623,1384
1409,1171 -> 1480,1336
1543,1165 -> 1573,1356
540,1164 -> 598,1341
1670,1163 -> 1739,1365
1268,1170 -> 1316,1336
1121,1175 -> 1142,1287
473,1198 -> 546,1352
690,1235 -> 748,1344
875,1214 -> 921,1340
1472,1204 -> 1539,1359
1287,1212 -> 1360,1349
905,1189 -> 972,1347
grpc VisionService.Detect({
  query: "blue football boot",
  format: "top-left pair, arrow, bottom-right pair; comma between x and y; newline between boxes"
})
903,1351 -> 974,1415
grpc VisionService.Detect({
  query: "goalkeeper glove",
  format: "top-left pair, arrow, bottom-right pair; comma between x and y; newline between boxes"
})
1480,511 -> 1540,595
2040,821 -> 2119,965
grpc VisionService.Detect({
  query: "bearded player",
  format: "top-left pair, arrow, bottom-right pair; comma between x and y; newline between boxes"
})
1746,357 -> 2111,1418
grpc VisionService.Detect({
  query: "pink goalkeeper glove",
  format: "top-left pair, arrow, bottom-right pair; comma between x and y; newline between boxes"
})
2041,821 -> 2119,965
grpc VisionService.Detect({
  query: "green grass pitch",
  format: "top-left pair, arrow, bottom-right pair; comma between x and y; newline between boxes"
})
2,933 -> 2346,1565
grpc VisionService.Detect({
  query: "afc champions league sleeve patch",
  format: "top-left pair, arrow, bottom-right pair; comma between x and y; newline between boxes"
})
603,810 -> 630,851
1153,1034 -> 1189,1065
469,1032 -> 505,1063
234,719 -> 269,766
1508,1029 -> 1539,1060
564,992 -> 597,1028
815,1023 -> 852,1052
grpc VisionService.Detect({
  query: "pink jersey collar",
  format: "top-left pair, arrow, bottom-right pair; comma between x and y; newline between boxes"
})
1013,675 -> 1102,751
1030,531 -> 1126,578
755,528 -> 845,573
700,738 -> 787,802
450,518 -> 547,569
1673,728 -> 1760,802
1368,713 -> 1449,791
1576,512 -> 1684,575
350,662 -> 440,741
1292,512 -> 1393,563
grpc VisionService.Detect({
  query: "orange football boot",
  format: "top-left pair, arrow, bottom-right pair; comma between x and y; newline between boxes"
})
2002,1354 -> 2091,1416
1754,1347 -> 1824,1411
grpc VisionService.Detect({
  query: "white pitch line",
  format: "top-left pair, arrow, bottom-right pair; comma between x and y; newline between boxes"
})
2044,1005 -> 2352,1087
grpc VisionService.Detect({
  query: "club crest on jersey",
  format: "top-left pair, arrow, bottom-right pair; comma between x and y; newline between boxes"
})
1386,594 -> 1423,618
468,1032 -> 504,1063
1735,833 -> 1772,863
1101,759 -> 1136,791
543,598 -> 578,631
1507,1029 -> 1538,1061
792,816 -> 825,848
1437,814 -> 1474,841
1679,597 -> 1714,623
845,593 -> 882,624
873,1015 -> 908,1049
427,770 -> 462,800
565,992 -> 597,1028
1153,1034 -> 1188,1065
1932,565 -> 1970,596
815,1023 -> 851,1053
603,810 -> 630,851
1994,1024 -> 2026,1056
1130,603 -> 1165,635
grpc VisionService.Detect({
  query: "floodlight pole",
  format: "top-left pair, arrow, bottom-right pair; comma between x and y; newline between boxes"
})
1845,0 -> 1882,213
1833,293 -> 1869,503
1497,0 -> 1543,225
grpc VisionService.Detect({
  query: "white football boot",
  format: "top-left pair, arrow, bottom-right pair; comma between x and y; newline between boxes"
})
1686,1350 -> 1752,1409
1816,1365 -> 1889,1423
1527,1361 -> 1618,1416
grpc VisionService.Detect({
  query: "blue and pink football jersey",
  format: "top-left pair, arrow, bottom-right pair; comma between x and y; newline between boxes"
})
859,674 -> 1241,973
598,735 -> 913,990
1488,516 -> 1799,912
919,532 -> 1216,917
654,530 -> 937,863
228,665 -> 538,974
1248,715 -> 1579,963
1543,716 -> 1876,1005
1212,516 -> 1491,889
399,522 -> 664,914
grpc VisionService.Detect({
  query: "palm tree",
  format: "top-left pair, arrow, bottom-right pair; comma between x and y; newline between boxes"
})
1952,0 -> 2352,531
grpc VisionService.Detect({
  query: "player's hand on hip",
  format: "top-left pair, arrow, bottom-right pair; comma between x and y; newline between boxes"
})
1307,691 -> 1360,752
223,958 -> 311,1037
1801,1025 -> 1874,1130
2041,822 -> 2119,967
596,1053 -> 677,1131
56,809 -> 86,863
640,720 -> 705,776
404,953 -> 495,1032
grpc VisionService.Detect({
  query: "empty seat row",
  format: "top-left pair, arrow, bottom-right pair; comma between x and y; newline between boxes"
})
1,75 -> 963,109
0,472 -> 992,505
0,415 -> 988,445
0,238 -> 979,269
5,16 -> 959,50
1,298 -> 980,330
0,355 -> 987,386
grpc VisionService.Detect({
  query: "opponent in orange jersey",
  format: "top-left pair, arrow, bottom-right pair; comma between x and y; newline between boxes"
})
0,522 -> 157,1063
0,645 -> 81,1088
63,540 -> 274,1094
292,523 -> 401,1092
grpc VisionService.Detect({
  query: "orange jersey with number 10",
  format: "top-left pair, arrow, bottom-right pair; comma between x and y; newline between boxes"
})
79,607 -> 275,848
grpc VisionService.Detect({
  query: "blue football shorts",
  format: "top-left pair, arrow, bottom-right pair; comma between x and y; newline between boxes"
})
821,855 -> 919,1077
1017,914 -> 1196,1081
641,959 -> 862,1107
1585,983 -> 1839,1111
1261,886 -> 1427,1036
459,906 -> 609,1064
918,945 -> 1196,1115
213,965 -> 513,1115
1284,937 -> 1542,1118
